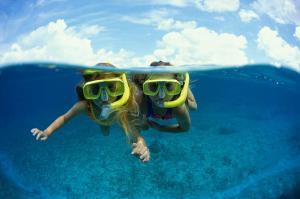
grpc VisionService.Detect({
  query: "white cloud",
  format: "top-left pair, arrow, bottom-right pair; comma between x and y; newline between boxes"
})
156,18 -> 197,31
239,9 -> 259,23
122,9 -> 197,31
195,0 -> 239,12
0,19 -> 137,66
77,25 -> 105,36
0,18 -> 249,68
152,27 -> 248,66
148,0 -> 189,7
122,9 -> 171,26
257,26 -> 300,71
252,0 -> 299,25
294,26 -> 300,41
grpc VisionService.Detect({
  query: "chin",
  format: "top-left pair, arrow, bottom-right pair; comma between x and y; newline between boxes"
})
153,100 -> 165,108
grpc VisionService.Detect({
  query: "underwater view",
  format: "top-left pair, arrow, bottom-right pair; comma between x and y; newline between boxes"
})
0,63 -> 300,198
1,0 -> 300,198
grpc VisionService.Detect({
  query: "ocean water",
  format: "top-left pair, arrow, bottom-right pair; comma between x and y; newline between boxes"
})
0,63 -> 300,199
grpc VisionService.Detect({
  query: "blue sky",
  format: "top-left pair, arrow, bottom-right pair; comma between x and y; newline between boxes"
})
0,0 -> 299,71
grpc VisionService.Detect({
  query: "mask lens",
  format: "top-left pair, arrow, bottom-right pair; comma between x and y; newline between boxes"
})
107,82 -> 117,92
91,84 -> 100,95
106,81 -> 124,96
165,82 -> 175,92
148,82 -> 158,92
164,81 -> 181,95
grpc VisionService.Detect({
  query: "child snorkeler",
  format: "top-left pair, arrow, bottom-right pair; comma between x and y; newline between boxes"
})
31,63 -> 150,162
150,61 -> 197,111
133,61 -> 197,133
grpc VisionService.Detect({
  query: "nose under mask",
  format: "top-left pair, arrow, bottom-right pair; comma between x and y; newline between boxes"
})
158,87 -> 165,99
101,88 -> 109,101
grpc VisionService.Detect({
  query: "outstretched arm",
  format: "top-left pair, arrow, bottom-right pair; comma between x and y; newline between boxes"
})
31,101 -> 87,140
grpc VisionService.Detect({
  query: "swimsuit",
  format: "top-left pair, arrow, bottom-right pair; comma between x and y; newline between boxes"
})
146,97 -> 178,126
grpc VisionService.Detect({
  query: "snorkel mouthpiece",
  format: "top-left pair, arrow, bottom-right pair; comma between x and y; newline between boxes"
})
99,105 -> 112,120
163,72 -> 190,108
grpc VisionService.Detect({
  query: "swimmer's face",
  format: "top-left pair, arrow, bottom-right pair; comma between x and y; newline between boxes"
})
147,74 -> 175,107
90,73 -> 119,107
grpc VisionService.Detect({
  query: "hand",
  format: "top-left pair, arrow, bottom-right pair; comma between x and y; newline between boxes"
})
31,128 -> 48,141
131,139 -> 150,162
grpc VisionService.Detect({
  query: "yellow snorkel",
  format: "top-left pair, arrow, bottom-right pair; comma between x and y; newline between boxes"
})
164,72 -> 189,108
110,73 -> 130,110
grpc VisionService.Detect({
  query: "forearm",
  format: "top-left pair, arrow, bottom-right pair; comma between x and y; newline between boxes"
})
131,128 -> 146,143
157,124 -> 188,133
44,115 -> 66,136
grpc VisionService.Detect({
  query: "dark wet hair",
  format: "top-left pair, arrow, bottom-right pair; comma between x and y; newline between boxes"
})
150,61 -> 173,66
81,62 -> 116,81
95,62 -> 115,67
148,60 -> 183,80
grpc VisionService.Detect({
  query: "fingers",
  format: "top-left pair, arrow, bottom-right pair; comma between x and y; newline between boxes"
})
40,136 -> 48,141
131,145 -> 139,155
131,142 -> 142,154
31,128 -> 47,141
131,142 -> 150,162
140,149 -> 149,160
139,147 -> 147,157
31,128 -> 40,136
141,151 -> 150,162
142,154 -> 150,162
36,132 -> 42,140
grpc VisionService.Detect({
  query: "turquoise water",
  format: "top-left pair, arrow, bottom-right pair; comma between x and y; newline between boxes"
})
0,63 -> 300,198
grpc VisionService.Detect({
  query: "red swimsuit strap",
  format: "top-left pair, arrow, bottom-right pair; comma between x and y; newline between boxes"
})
152,111 -> 173,120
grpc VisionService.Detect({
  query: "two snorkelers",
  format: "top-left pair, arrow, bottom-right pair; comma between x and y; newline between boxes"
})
31,61 -> 197,163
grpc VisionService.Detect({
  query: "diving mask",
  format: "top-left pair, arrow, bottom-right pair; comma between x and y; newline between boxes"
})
143,73 -> 190,108
82,73 -> 130,110
83,77 -> 125,99
143,79 -> 182,96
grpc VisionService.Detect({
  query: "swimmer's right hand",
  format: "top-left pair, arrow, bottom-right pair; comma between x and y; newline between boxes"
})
31,128 -> 48,141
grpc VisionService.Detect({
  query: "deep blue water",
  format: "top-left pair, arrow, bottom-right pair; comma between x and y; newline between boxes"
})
0,64 -> 300,198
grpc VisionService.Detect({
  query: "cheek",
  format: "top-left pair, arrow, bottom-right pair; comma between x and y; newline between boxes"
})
165,95 -> 173,100
149,96 -> 157,101
108,96 -> 117,102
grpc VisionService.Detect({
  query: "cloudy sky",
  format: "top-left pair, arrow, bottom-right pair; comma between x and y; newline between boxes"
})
0,0 -> 299,71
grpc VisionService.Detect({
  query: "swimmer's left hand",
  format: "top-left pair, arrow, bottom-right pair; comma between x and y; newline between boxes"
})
131,139 -> 150,162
